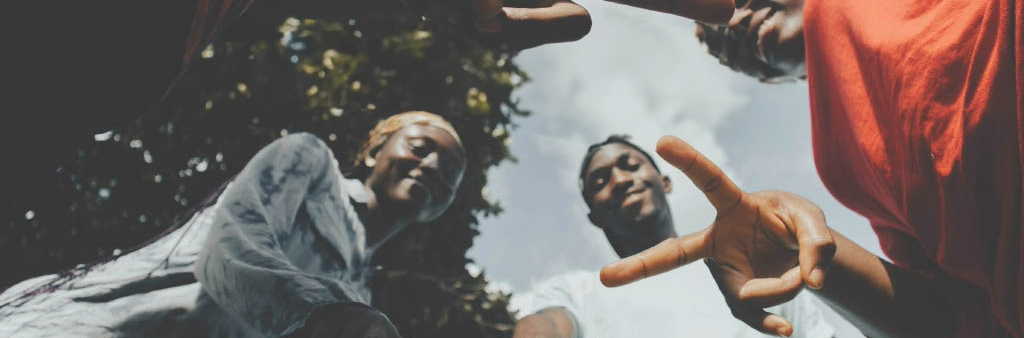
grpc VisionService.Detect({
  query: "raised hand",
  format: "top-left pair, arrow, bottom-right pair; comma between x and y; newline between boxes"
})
599,135 -> 836,337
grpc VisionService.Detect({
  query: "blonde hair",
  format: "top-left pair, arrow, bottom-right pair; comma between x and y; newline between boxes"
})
355,111 -> 463,166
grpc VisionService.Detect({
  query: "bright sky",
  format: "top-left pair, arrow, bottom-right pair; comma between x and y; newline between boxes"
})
468,1 -> 885,337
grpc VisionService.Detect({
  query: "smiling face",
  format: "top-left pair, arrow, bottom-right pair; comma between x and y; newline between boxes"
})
695,0 -> 807,83
363,124 -> 466,223
582,143 -> 673,237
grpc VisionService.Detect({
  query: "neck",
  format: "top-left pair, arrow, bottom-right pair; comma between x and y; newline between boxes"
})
606,213 -> 677,258
360,183 -> 414,246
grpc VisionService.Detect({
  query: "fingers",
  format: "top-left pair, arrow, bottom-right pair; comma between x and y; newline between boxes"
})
789,202 -> 836,289
706,260 -> 797,337
606,0 -> 735,24
444,0 -> 591,50
599,228 -> 710,287
502,1 -> 592,45
737,266 -> 803,307
655,135 -> 744,218
736,310 -> 795,337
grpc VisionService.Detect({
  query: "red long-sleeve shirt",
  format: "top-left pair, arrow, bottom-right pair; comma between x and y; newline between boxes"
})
804,0 -> 1023,335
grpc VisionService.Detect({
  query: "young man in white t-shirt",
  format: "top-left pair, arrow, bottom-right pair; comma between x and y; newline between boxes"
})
510,135 -> 834,338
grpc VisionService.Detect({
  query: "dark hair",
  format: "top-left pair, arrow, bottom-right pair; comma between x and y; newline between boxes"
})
578,135 -> 660,204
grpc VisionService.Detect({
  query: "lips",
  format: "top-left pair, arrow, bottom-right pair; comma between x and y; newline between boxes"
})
407,177 -> 426,188
619,188 -> 648,209
404,176 -> 430,197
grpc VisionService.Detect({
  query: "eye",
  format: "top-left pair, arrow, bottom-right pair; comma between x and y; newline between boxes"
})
589,174 -> 608,189
408,139 -> 433,158
617,155 -> 642,172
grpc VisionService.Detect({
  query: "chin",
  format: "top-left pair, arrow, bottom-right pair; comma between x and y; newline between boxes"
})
626,213 -> 658,232
634,202 -> 660,221
630,207 -> 670,233
385,192 -> 426,210
392,183 -> 430,199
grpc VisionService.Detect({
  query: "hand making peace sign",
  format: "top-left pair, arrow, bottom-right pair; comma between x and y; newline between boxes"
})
599,135 -> 838,337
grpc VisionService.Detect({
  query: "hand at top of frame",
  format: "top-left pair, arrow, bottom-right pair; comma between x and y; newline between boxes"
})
599,135 -> 836,337
604,0 -> 735,23
427,0 -> 592,51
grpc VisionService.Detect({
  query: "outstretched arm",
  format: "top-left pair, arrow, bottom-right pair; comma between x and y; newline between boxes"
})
809,230 -> 955,338
600,135 -> 956,338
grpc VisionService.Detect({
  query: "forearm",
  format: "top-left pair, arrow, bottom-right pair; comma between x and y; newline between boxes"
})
810,231 -> 955,338
513,307 -> 577,338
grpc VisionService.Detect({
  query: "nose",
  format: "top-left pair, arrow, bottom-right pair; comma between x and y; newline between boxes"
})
416,152 -> 453,188
419,151 -> 439,170
610,167 -> 635,194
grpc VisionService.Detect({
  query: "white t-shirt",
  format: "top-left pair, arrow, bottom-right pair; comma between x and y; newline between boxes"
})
510,267 -> 835,338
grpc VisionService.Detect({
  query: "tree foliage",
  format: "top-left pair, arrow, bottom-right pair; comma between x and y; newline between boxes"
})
1,14 -> 530,338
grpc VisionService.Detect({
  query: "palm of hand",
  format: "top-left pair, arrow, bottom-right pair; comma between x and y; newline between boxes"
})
600,136 -> 835,337
712,191 -> 807,279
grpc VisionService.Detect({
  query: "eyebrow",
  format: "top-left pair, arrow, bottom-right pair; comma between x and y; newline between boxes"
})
585,151 -> 635,183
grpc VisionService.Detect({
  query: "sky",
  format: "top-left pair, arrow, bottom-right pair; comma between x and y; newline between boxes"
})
467,1 -> 886,337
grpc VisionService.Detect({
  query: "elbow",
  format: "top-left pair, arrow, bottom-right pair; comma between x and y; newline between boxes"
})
265,132 -> 333,164
276,132 -> 328,151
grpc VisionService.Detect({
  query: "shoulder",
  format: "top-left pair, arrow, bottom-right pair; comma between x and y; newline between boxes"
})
510,270 -> 599,317
532,270 -> 600,293
243,133 -> 336,174
266,132 -> 331,155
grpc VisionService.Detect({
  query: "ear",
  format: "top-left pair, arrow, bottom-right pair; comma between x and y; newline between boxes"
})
587,211 -> 606,229
661,174 -> 672,194
368,145 -> 385,162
